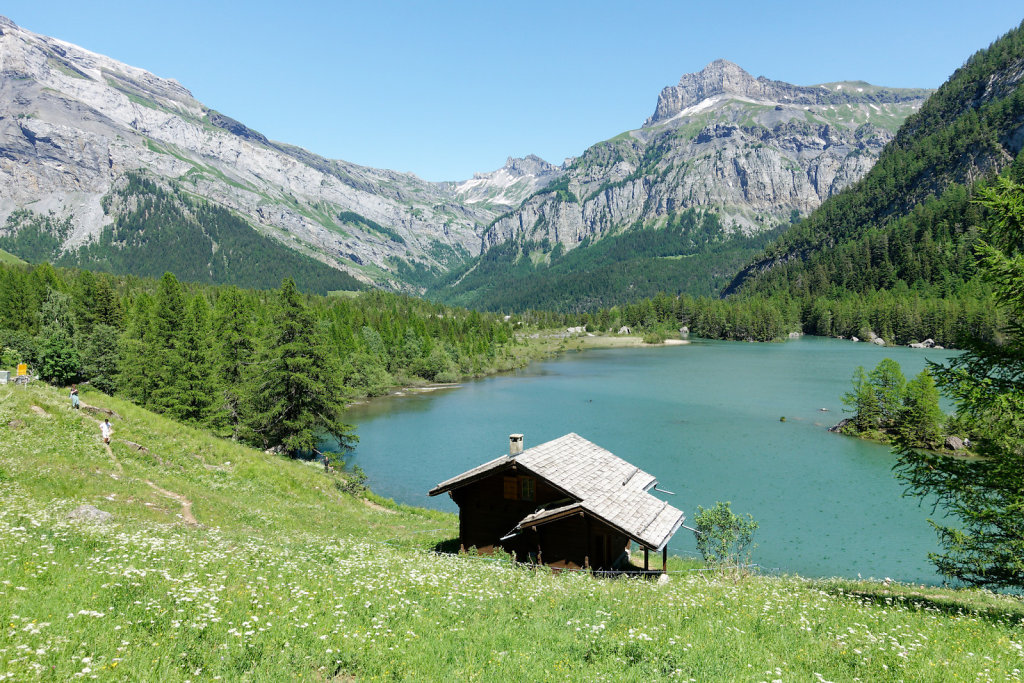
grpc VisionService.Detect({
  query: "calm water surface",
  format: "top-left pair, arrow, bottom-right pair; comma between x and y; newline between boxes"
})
341,337 -> 958,584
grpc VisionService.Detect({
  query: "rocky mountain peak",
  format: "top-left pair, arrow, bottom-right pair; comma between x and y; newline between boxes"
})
644,60 -> 930,127
676,59 -> 760,100
503,154 -> 558,177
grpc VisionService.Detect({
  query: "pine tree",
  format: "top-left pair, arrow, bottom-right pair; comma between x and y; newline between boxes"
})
211,287 -> 256,437
173,294 -> 214,425
842,366 -> 881,432
245,279 -> 356,456
149,273 -> 186,414
35,290 -> 80,385
895,177 -> 1024,588
896,369 -> 945,449
117,293 -> 156,406
80,324 -> 121,394
869,358 -> 906,429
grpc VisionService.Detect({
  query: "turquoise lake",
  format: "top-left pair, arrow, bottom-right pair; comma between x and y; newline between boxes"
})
342,336 -> 959,585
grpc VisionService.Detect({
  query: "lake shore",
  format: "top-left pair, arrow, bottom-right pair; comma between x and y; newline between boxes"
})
575,334 -> 690,348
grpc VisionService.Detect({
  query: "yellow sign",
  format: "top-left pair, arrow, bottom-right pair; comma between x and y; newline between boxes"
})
16,364 -> 27,376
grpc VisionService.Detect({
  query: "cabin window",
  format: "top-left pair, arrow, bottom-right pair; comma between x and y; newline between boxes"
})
503,476 -> 518,500
519,476 -> 535,501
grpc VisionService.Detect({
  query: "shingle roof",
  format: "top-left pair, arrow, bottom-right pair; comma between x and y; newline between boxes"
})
428,433 -> 685,550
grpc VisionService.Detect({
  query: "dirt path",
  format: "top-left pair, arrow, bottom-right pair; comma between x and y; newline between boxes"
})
104,441 -> 125,476
77,407 -> 196,525
145,480 -> 199,526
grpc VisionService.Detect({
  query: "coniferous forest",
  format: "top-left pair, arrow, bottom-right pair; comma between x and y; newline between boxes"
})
0,263 -> 522,455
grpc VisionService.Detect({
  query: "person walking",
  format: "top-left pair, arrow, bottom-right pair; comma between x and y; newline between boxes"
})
70,384 -> 79,409
101,418 -> 112,445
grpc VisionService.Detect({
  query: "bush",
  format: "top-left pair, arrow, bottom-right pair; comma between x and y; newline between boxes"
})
694,501 -> 758,574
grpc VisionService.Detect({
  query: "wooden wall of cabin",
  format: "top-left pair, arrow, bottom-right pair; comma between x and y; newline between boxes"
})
533,516 -> 631,570
450,470 -> 567,554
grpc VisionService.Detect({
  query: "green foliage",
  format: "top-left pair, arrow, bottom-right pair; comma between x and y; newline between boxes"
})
842,366 -> 882,432
730,21 -> 1024,305
337,210 -> 405,244
78,323 -> 119,394
869,358 -> 907,427
694,501 -> 758,570
841,358 -> 945,449
0,210 -> 72,264
897,370 -> 945,449
35,331 -> 79,385
895,177 -> 1024,588
434,210 -> 786,312
0,261 -> 522,458
334,463 -> 368,496
245,278 -> 356,456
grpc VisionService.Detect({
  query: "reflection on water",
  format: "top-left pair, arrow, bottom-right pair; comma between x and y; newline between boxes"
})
336,337 -> 959,584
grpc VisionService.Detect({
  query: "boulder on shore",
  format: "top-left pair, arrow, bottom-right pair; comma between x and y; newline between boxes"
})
945,435 -> 966,452
828,418 -> 853,433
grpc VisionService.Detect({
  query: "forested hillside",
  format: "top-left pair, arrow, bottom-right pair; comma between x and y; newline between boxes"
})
0,263 -> 522,451
727,20 -> 1024,301
0,173 -> 365,295
433,210 -> 787,312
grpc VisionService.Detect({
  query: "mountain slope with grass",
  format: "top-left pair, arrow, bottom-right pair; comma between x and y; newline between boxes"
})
2,380 -> 1023,680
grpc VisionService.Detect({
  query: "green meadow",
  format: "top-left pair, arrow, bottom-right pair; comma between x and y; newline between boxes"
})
1,382 -> 1022,681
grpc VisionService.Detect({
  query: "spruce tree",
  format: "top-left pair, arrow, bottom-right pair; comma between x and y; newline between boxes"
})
149,273 -> 186,414
173,294 -> 214,425
211,287 -> 256,437
117,293 -> 156,406
896,369 -> 945,449
895,177 -> 1024,588
245,279 -> 356,456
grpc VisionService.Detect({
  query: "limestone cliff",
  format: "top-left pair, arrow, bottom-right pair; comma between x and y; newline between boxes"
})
480,61 -> 931,255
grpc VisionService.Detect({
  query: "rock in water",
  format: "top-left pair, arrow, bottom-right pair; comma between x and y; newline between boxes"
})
828,418 -> 853,433
945,435 -> 966,451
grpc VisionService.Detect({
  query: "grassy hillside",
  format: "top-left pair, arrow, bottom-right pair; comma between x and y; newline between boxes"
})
0,249 -> 25,267
2,381 -> 1023,680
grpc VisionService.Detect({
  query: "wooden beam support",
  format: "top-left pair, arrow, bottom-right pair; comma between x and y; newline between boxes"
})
644,546 -> 649,571
663,546 -> 668,572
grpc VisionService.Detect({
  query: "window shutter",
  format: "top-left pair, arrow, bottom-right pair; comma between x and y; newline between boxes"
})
520,476 -> 535,501
503,476 -> 518,500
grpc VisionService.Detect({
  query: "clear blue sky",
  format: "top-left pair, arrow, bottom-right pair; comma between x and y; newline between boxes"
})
5,1 -> 1022,181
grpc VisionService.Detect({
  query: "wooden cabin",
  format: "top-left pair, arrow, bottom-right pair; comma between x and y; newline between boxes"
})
428,433 -> 685,572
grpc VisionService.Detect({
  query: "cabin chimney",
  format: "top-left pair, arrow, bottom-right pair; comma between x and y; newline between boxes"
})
509,433 -> 524,456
